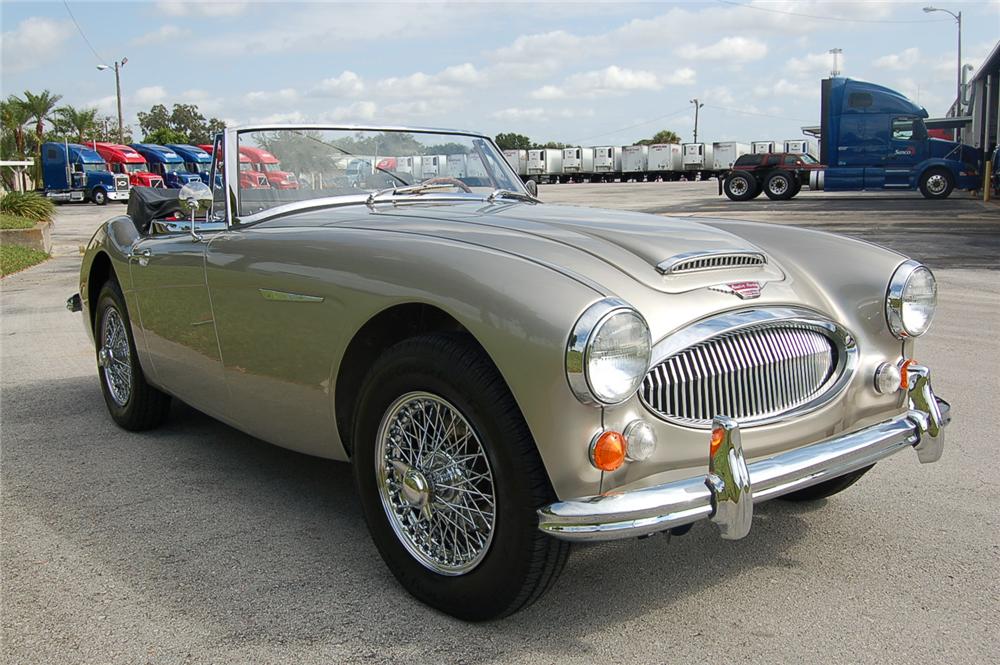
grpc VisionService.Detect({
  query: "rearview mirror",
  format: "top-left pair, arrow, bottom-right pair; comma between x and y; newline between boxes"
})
525,179 -> 538,198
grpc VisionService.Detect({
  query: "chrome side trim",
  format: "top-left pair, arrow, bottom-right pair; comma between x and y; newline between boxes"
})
538,370 -> 949,542
258,288 -> 325,303
656,249 -> 767,275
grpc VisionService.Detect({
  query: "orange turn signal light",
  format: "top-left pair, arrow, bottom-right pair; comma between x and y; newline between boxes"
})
710,427 -> 725,457
590,431 -> 626,471
900,358 -> 916,390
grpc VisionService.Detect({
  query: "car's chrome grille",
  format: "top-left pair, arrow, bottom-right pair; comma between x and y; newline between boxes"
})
657,251 -> 767,275
641,324 -> 838,426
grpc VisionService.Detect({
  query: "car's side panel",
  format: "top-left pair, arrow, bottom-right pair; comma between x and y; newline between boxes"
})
204,225 -> 608,497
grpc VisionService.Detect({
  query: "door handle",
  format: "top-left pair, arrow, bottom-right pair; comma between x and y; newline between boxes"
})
129,247 -> 152,266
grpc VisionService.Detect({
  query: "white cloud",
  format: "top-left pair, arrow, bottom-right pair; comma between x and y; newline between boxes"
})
244,88 -> 299,104
310,71 -> 365,97
130,24 -> 190,45
1,17 -> 72,75
156,1 -> 247,17
874,48 -> 920,71
134,86 -> 167,105
86,95 -> 118,115
787,52 -> 841,77
325,101 -> 377,122
677,37 -> 768,62
376,63 -> 485,98
532,65 -> 693,100
753,79 -> 818,100
492,107 -> 546,121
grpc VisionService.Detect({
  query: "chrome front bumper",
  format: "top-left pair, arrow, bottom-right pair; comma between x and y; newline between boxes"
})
538,363 -> 950,542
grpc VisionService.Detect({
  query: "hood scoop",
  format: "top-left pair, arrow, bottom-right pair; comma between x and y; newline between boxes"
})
657,250 -> 767,275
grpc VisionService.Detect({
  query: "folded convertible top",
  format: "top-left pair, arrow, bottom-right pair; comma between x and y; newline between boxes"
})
126,187 -> 182,234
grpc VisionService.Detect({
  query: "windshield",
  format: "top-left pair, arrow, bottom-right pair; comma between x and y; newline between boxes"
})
799,153 -> 819,164
163,161 -> 186,173
188,161 -> 211,173
80,162 -> 106,174
123,162 -> 146,173
236,128 -> 524,218
261,162 -> 283,172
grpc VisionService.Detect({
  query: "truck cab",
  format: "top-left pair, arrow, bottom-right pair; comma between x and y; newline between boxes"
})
92,142 -> 164,189
819,77 -> 980,198
166,144 -> 214,186
40,142 -> 130,205
130,143 -> 204,189
238,145 -> 299,189
198,144 -> 270,189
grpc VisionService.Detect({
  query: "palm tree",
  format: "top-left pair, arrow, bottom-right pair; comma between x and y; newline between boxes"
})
17,89 -> 63,182
1,97 -> 33,190
55,105 -> 99,144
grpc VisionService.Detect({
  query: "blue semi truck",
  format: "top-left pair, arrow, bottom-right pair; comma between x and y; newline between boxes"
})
130,143 -> 205,188
40,142 -> 131,205
721,77 -> 981,200
165,144 -> 214,185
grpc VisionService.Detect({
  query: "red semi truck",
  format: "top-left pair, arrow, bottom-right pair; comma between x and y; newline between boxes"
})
198,144 -> 271,189
92,142 -> 164,188
238,145 -> 299,189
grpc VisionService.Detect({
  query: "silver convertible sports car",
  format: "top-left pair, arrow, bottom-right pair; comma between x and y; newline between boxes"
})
70,125 -> 950,620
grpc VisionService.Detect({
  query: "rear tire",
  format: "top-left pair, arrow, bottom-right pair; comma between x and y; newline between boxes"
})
779,465 -> 874,502
764,170 -> 795,200
94,279 -> 171,431
723,172 -> 757,201
919,167 -> 953,199
352,333 -> 569,621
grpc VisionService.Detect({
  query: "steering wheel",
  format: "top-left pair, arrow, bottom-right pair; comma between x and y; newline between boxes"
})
423,176 -> 472,193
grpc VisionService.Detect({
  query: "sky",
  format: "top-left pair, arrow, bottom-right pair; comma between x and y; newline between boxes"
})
2,0 -> 998,146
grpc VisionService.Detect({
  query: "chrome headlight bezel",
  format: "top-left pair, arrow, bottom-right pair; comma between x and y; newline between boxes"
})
886,260 -> 937,339
567,298 -> 652,406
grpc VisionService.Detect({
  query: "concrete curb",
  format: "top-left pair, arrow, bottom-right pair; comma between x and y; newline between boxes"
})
1,219 -> 52,253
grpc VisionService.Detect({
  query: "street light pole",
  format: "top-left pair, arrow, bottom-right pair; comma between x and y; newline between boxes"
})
923,6 -> 962,116
97,58 -> 127,143
690,98 -> 705,143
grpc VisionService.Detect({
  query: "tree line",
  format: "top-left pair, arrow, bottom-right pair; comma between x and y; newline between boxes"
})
0,88 -> 225,188
494,129 -> 682,151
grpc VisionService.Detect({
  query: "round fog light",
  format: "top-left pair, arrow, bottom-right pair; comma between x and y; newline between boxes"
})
624,420 -> 657,462
874,362 -> 901,394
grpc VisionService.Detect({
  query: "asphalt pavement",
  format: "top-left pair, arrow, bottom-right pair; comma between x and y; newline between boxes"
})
2,185 -> 998,664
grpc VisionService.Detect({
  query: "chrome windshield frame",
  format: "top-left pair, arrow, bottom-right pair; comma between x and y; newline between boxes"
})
219,124 -> 523,228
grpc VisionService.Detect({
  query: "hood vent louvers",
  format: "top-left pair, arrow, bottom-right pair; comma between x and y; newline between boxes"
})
657,250 -> 767,275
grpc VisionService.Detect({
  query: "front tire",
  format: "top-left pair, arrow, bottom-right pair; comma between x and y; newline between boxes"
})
94,279 -> 171,431
352,334 -> 568,621
91,188 -> 107,205
919,167 -> 953,199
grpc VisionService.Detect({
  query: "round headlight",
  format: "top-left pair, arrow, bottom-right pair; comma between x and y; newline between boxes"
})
567,298 -> 652,405
886,261 -> 937,338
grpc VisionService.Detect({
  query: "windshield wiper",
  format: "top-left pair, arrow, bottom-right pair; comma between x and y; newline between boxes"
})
366,182 -> 456,207
486,188 -> 539,204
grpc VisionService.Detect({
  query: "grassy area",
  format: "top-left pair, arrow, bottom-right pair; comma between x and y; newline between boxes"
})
0,213 -> 37,230
0,244 -> 49,277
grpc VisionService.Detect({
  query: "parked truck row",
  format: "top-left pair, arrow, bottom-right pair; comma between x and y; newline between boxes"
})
502,139 -> 816,184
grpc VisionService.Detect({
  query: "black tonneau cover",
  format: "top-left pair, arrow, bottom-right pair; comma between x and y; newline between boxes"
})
127,187 -> 182,234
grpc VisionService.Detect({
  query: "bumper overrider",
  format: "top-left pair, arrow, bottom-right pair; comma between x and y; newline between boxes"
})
538,363 -> 950,542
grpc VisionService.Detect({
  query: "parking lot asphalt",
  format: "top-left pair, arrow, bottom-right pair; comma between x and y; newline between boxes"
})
2,185 -> 998,664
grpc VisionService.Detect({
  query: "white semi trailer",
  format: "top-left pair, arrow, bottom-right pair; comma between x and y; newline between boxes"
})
752,141 -> 778,154
562,147 -> 594,181
622,145 -> 648,181
526,149 -> 563,183
395,156 -> 422,179
446,153 -> 468,178
647,144 -> 682,180
593,146 -> 622,181
502,149 -> 528,179
681,143 -> 715,179
783,139 -> 817,156
420,154 -> 447,178
712,142 -> 751,171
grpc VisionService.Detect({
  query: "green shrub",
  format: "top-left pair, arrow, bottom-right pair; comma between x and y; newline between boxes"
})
0,213 -> 36,230
0,191 -> 55,223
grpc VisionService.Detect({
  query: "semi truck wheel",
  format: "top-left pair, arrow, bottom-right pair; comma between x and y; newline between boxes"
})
723,172 -> 757,201
91,188 -> 108,205
763,171 -> 795,200
919,168 -> 953,199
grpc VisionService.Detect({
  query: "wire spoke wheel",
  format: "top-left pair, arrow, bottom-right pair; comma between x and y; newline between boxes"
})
99,306 -> 132,407
375,391 -> 496,575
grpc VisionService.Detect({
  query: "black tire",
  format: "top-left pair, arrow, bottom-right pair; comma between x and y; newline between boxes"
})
779,465 -> 874,502
91,188 -> 107,205
352,333 -> 569,621
763,170 -> 795,200
94,279 -> 171,431
788,178 -> 802,198
918,167 -> 953,199
723,172 -> 757,201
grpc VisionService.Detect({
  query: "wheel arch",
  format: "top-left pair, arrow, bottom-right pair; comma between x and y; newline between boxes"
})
86,251 -> 115,332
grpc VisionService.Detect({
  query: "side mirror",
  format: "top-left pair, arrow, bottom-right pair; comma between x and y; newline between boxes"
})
525,179 -> 538,197
178,181 -> 213,241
